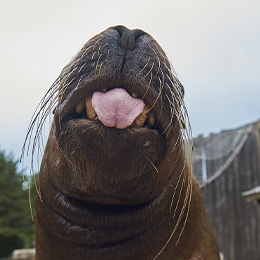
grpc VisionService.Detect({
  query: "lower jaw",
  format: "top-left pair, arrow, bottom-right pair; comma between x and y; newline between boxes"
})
54,119 -> 168,203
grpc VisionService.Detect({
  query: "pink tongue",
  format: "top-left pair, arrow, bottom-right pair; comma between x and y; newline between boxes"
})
92,88 -> 145,129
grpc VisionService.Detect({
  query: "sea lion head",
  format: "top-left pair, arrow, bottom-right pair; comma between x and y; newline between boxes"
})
22,25 -> 193,259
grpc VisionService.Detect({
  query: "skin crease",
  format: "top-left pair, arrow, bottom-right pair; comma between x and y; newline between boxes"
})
25,26 -> 220,259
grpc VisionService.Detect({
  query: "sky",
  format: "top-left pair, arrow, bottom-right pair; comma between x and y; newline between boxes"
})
0,0 -> 259,172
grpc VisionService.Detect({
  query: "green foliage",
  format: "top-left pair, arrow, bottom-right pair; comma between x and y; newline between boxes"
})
0,150 -> 36,258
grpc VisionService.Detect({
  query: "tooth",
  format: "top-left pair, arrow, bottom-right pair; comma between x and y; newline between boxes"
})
135,105 -> 149,127
86,95 -> 97,119
102,88 -> 107,92
148,111 -> 155,126
76,100 -> 85,114
132,93 -> 137,98
135,113 -> 147,127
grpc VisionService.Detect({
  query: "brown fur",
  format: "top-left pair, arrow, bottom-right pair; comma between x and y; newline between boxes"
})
23,25 -> 220,259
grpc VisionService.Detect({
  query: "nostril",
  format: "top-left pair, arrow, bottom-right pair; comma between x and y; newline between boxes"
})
114,25 -> 127,37
128,29 -> 145,51
132,29 -> 145,41
113,25 -> 145,51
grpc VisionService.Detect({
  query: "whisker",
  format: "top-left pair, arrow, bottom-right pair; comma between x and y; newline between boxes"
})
145,156 -> 159,173
137,56 -> 151,78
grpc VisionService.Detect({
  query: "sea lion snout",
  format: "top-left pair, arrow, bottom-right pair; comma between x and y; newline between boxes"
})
55,26 -> 178,132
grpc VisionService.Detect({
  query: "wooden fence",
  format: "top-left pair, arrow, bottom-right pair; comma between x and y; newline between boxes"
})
193,121 -> 260,260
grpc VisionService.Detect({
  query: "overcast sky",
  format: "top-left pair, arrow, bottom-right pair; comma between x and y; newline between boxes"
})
0,0 -> 259,171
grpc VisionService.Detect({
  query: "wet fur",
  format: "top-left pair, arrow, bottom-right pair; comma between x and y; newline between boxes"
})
22,26 -> 220,259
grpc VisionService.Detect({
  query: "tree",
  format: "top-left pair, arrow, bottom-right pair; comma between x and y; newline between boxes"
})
0,150 -> 36,258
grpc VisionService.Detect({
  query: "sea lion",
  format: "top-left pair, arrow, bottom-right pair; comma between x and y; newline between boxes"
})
22,25 -> 220,260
